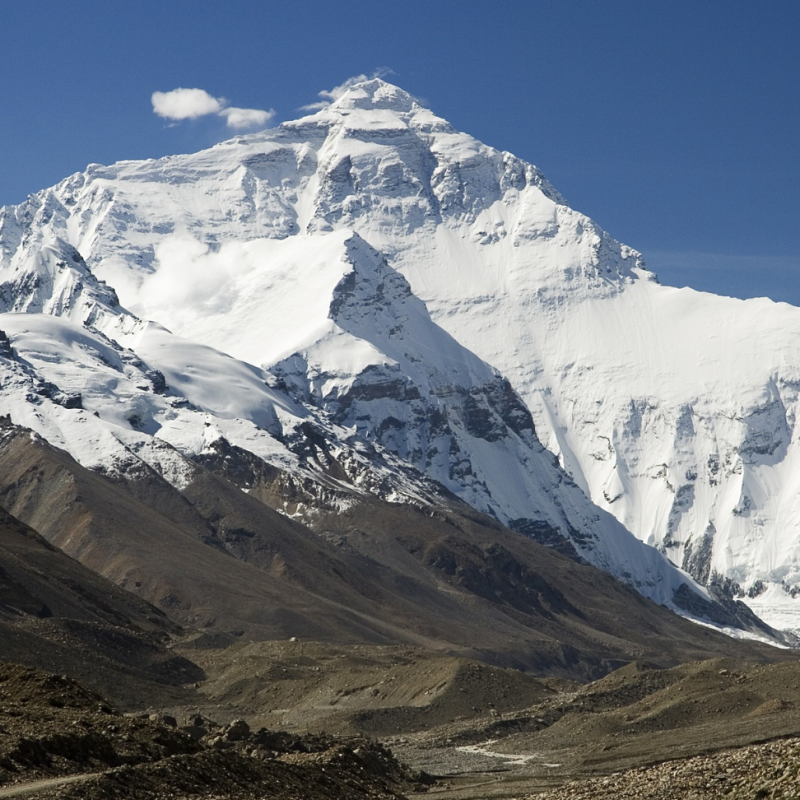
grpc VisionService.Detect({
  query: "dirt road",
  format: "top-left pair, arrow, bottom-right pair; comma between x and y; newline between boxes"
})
0,773 -> 101,798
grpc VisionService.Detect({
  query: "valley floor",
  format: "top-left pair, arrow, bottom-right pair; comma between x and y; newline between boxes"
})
155,641 -> 800,799
4,646 -> 800,799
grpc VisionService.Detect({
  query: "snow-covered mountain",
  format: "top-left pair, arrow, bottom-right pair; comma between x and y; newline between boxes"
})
0,221 -> 699,615
0,78 -> 795,634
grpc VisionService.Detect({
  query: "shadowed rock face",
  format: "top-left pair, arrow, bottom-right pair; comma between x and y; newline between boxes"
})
0,499 -> 204,708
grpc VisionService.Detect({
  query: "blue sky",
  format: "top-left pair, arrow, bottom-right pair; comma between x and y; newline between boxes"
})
2,0 -> 798,304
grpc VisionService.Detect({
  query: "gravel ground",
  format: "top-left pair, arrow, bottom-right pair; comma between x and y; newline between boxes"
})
529,736 -> 800,800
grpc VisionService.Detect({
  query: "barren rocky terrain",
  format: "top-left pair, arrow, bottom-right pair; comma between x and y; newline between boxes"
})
150,641 -> 800,798
3,640 -> 800,798
0,420 -> 787,687
527,737 -> 800,800
0,662 -> 428,799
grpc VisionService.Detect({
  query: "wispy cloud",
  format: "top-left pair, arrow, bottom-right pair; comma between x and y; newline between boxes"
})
301,68 -> 395,111
152,88 -> 274,130
219,106 -> 274,129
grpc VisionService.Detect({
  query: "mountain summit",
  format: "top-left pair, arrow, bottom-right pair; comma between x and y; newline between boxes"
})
0,79 -> 798,637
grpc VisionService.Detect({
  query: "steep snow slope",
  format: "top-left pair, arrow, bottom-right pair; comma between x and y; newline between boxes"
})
1,79 -> 796,630
0,312 -> 450,517
0,312 -> 298,482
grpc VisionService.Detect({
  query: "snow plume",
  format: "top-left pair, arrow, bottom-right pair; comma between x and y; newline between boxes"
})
152,88 -> 274,129
302,69 -> 395,111
120,232 -> 353,368
138,236 -> 237,322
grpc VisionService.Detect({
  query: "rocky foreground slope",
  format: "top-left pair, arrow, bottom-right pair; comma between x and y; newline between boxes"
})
0,496 -> 798,800
0,662 -> 425,800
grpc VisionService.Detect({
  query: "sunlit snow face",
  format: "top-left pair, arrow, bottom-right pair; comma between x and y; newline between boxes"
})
120,231 -> 353,369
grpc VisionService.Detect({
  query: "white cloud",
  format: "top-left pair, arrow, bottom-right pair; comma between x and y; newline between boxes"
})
152,87 -> 273,130
220,106 -> 275,129
152,88 -> 224,121
302,68 -> 395,111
